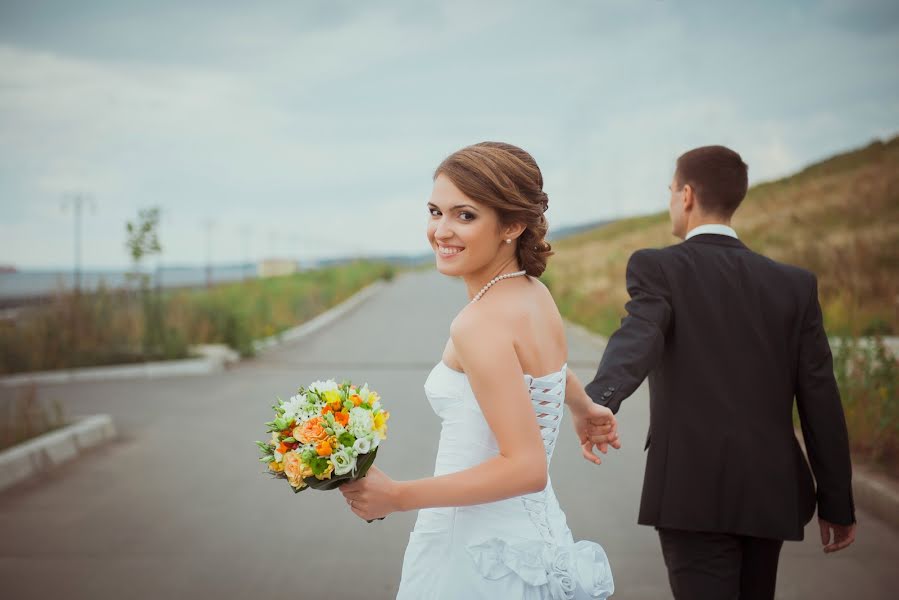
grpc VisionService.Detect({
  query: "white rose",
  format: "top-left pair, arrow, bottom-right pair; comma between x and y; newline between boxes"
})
353,437 -> 372,455
330,448 -> 357,476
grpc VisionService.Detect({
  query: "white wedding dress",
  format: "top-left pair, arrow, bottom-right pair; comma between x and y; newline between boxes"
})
396,361 -> 614,600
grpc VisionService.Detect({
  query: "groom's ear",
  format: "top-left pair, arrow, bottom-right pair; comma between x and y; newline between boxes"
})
682,184 -> 696,213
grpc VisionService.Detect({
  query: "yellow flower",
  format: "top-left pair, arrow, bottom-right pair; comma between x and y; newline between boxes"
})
323,390 -> 342,406
269,461 -> 284,473
367,391 -> 381,404
373,411 -> 390,438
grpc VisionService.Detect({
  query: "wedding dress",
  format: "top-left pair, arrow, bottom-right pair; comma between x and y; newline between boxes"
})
396,361 -> 614,599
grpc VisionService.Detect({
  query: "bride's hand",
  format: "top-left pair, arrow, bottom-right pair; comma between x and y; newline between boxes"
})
340,466 -> 402,521
570,402 -> 621,465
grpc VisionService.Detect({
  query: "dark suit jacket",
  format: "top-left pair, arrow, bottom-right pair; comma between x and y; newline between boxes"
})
585,233 -> 855,541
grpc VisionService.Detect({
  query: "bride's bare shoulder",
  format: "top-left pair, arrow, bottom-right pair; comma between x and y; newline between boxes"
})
450,277 -> 549,336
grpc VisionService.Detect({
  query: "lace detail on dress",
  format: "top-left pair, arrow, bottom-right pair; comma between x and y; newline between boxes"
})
521,366 -> 567,544
526,366 -> 567,462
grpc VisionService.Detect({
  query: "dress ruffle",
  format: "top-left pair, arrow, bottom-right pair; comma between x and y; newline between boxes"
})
467,538 -> 614,600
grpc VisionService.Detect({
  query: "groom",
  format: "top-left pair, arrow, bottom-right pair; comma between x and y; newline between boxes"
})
582,145 -> 856,599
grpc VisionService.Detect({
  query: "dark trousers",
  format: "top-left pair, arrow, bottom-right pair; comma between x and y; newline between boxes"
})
657,528 -> 784,600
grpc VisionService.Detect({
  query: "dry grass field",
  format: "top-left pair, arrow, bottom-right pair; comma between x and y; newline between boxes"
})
545,135 -> 899,338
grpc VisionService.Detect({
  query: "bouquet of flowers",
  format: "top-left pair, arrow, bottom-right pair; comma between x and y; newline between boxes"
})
256,379 -> 389,492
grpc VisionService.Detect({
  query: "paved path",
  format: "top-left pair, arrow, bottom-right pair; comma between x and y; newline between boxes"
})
1,271 -> 896,599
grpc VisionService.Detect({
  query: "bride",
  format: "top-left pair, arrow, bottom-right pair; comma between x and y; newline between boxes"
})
340,141 -> 617,599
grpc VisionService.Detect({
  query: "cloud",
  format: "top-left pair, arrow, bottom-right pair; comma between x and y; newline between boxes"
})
0,1 -> 897,268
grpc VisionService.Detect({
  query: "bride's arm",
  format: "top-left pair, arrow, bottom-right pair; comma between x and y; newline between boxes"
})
397,310 -> 548,509
340,308 -> 548,519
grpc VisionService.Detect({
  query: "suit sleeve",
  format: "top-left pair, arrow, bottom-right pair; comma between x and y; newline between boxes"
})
795,274 -> 856,525
585,249 -> 672,414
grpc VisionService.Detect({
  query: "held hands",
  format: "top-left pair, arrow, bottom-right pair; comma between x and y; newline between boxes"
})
340,466 -> 402,521
569,400 -> 621,465
819,518 -> 856,553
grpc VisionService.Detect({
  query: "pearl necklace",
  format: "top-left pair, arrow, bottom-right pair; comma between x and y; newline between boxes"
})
470,270 -> 527,303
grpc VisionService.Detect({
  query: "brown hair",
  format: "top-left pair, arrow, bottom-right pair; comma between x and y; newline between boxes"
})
434,141 -> 553,277
675,145 -> 749,218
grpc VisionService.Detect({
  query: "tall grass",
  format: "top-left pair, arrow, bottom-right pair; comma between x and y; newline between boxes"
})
832,338 -> 898,471
0,384 -> 66,451
0,261 -> 394,375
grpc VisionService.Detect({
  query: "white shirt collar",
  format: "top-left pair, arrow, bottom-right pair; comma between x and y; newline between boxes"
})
685,224 -> 738,240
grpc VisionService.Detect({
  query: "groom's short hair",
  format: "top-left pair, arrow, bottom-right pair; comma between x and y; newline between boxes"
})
675,145 -> 748,217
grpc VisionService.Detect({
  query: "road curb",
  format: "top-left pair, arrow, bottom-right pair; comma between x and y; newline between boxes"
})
0,280 -> 387,387
0,346 -> 238,388
253,280 -> 386,353
852,463 -> 899,530
0,414 -> 116,493
566,317 -> 899,530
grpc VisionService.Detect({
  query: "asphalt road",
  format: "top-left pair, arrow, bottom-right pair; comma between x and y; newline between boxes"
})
1,270 -> 896,599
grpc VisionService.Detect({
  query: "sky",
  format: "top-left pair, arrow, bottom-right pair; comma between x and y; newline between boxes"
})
0,0 -> 897,269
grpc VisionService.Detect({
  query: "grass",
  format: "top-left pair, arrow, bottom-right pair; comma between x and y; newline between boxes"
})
0,261 -> 395,375
0,384 -> 66,451
832,337 -> 898,471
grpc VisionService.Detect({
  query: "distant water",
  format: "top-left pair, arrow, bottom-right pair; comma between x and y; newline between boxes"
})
0,266 -> 255,299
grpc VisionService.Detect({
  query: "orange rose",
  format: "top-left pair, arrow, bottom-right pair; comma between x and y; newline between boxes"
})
350,394 -> 363,407
333,411 -> 349,426
315,440 -> 333,456
295,417 -> 329,444
283,451 -> 304,487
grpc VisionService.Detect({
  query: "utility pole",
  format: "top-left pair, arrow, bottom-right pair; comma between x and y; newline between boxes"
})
239,225 -> 252,281
203,219 -> 216,288
289,233 -> 301,270
61,193 -> 94,294
268,229 -> 280,259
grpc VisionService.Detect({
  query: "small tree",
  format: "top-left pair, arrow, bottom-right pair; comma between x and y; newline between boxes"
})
125,207 -> 163,358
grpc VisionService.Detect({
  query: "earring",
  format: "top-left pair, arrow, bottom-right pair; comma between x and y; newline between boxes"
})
505,239 -> 512,244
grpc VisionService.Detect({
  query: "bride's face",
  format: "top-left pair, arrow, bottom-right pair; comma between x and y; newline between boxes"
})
427,174 -> 504,277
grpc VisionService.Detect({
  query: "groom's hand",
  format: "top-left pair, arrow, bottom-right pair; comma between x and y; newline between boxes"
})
570,401 -> 620,465
819,518 -> 856,553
